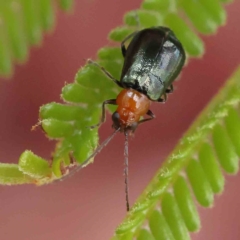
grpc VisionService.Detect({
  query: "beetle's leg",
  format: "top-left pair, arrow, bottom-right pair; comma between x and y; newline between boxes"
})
138,110 -> 155,126
89,99 -> 117,129
121,31 -> 138,57
158,93 -> 167,103
165,84 -> 174,93
87,59 -> 123,88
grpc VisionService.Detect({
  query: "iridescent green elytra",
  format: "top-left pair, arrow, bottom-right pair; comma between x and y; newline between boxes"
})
120,27 -> 186,101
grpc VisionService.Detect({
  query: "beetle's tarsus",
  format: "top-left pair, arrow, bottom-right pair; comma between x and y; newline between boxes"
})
158,93 -> 167,102
165,84 -> 174,93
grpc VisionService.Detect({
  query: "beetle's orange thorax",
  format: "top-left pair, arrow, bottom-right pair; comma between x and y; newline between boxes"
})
116,89 -> 150,126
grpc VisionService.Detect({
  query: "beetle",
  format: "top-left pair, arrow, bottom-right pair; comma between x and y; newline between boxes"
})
88,26 -> 185,133
67,26 -> 186,211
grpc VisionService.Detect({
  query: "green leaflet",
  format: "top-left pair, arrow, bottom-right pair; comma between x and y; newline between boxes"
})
0,163 -> 34,185
173,176 -> 200,232
0,0 -> 74,77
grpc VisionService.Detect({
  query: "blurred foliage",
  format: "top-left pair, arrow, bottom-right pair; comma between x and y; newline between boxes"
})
0,0 -> 73,78
0,0 -> 239,239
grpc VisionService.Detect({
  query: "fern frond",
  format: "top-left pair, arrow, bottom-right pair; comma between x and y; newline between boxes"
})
0,0 -> 74,78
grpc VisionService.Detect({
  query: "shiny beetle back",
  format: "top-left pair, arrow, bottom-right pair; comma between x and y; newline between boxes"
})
120,27 -> 186,101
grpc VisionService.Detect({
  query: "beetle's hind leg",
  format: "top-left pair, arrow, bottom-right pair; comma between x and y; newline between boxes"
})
89,99 -> 117,129
165,84 -> 174,93
87,59 -> 123,88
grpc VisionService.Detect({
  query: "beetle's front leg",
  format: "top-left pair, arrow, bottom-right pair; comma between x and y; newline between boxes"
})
89,99 -> 117,129
138,110 -> 155,126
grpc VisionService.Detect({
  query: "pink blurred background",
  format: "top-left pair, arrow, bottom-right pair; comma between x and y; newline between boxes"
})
0,1 -> 240,239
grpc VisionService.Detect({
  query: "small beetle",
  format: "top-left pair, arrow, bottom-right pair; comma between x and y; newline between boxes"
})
68,27 -> 185,211
89,26 -> 185,133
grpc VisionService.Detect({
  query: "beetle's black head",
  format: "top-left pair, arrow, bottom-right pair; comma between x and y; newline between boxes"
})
112,111 -> 138,134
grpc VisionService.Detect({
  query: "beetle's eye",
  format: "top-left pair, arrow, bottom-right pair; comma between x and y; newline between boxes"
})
130,122 -> 138,132
112,111 -> 120,122
112,111 -> 120,129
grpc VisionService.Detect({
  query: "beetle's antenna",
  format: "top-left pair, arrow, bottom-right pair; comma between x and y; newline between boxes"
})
124,131 -> 130,211
58,128 -> 120,181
